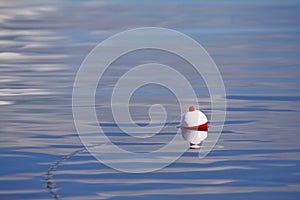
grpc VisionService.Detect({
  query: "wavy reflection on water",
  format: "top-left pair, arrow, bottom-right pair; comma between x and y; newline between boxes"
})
1,0 -> 300,199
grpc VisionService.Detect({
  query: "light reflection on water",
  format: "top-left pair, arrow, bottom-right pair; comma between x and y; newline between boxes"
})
1,0 -> 300,199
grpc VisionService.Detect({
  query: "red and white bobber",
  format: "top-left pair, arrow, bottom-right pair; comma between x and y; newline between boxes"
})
181,106 -> 208,149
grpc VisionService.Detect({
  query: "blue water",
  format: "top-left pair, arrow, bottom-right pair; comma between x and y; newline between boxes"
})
1,1 -> 300,199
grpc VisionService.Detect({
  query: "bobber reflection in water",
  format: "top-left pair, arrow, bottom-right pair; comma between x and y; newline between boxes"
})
181,106 -> 208,149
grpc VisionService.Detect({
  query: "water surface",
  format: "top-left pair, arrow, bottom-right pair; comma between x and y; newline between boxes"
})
0,0 -> 300,199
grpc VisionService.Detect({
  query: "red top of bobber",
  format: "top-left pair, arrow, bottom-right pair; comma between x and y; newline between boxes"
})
189,105 -> 195,112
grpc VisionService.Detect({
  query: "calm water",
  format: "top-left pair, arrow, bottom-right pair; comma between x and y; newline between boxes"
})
1,0 -> 300,199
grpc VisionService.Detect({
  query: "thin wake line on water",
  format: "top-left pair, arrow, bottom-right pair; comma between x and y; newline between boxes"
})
45,148 -> 86,200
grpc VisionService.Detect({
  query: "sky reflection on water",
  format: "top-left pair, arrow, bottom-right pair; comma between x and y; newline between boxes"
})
0,0 -> 300,199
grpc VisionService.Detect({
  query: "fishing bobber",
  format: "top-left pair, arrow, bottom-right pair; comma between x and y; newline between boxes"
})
181,106 -> 208,149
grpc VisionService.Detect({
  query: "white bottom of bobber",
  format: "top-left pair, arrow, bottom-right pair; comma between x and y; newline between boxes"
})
189,144 -> 200,149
